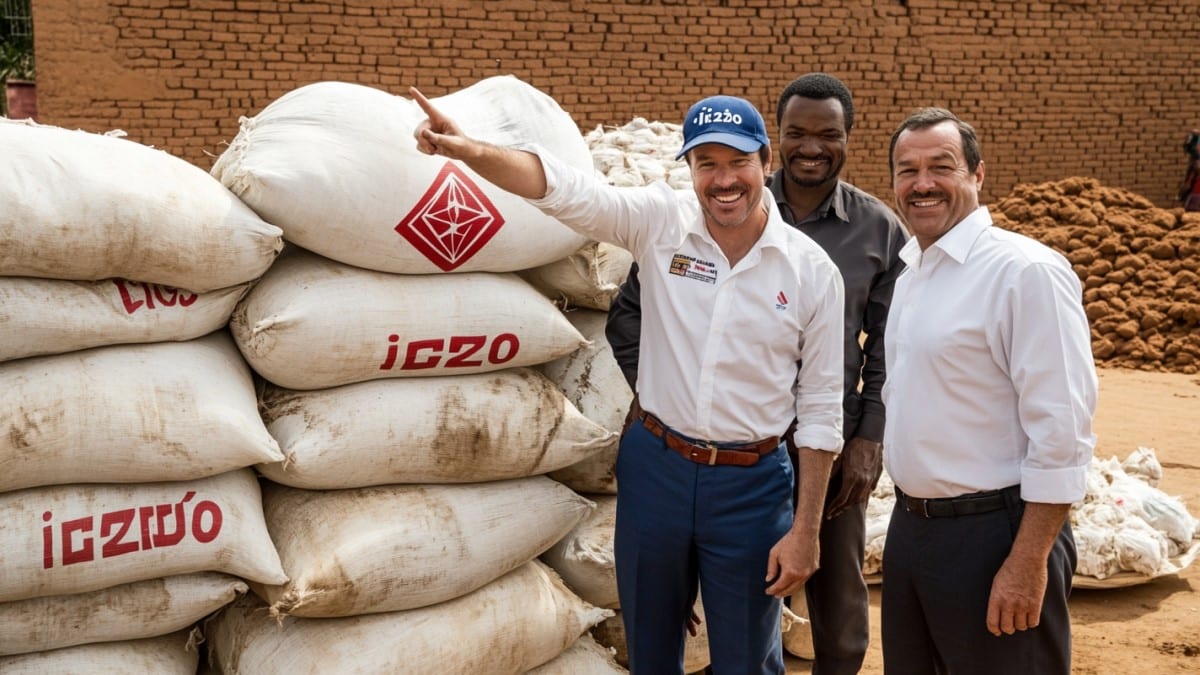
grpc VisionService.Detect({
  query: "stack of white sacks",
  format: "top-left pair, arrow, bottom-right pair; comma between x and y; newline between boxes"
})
0,119 -> 287,672
203,77 -> 626,674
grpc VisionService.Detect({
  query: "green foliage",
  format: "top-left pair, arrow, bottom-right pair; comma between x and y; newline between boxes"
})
0,35 -> 35,81
1,0 -> 34,82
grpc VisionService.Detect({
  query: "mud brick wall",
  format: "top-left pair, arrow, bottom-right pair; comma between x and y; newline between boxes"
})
30,0 -> 1200,207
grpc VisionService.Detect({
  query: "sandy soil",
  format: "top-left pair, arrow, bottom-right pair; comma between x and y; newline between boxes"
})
785,367 -> 1200,674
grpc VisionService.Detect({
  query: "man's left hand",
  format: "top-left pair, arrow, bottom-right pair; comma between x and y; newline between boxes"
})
824,436 -> 882,519
986,553 -> 1047,636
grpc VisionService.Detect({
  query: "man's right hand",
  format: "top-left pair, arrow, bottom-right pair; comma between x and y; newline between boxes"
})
407,87 -> 549,200
410,87 -> 473,160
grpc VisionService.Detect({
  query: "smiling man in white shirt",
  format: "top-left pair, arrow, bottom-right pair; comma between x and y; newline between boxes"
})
410,88 -> 844,674
881,107 -> 1097,675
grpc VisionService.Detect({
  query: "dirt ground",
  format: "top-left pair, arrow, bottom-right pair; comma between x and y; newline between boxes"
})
785,367 -> 1200,674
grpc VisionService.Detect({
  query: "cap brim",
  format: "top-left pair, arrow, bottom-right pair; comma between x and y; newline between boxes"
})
675,132 -> 765,160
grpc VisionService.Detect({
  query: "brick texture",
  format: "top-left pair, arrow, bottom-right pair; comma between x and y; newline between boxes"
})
29,0 -> 1200,206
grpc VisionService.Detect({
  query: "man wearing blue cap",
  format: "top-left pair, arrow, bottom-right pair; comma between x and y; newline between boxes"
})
411,88 -> 844,675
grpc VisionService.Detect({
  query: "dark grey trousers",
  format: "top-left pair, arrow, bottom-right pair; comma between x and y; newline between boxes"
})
880,488 -> 1075,675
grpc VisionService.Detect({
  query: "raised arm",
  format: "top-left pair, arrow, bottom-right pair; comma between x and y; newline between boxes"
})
410,87 -> 549,200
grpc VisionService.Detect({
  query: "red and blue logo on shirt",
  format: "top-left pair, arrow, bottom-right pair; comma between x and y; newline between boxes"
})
776,291 -> 788,310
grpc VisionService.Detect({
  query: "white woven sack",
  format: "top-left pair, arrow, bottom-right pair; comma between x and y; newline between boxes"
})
0,573 -> 247,656
257,477 -> 593,617
781,595 -> 816,660
257,368 -> 616,488
540,495 -> 618,609
211,76 -> 591,274
0,332 -> 283,493
0,277 -> 249,364
230,248 -> 587,390
541,308 -> 632,494
208,561 -> 613,675
0,119 -> 282,292
0,469 -> 287,603
519,241 -> 634,311
525,633 -> 627,675
0,630 -> 198,675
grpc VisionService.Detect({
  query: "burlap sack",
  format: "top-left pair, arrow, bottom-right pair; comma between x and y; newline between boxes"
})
0,630 -> 198,675
542,308 -> 632,494
230,247 -> 587,390
524,633 -> 627,675
0,332 -> 283,493
211,76 -> 592,274
592,607 -> 711,674
0,469 -> 287,603
257,368 -> 616,488
0,118 -> 282,292
540,495 -> 618,609
257,477 -> 593,617
781,595 -> 816,660
0,276 -> 249,364
519,241 -> 634,311
207,562 -> 613,675
0,573 -> 247,656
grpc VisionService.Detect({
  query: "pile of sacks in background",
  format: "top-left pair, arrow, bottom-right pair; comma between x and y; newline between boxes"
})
0,76 -> 655,673
862,447 -> 1200,588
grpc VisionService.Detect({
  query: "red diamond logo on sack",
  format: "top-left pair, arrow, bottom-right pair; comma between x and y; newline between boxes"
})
396,162 -> 506,271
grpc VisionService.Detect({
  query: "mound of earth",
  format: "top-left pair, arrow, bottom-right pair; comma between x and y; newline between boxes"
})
992,177 -> 1200,374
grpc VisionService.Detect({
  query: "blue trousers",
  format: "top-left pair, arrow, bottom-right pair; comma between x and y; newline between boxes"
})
614,418 -> 795,675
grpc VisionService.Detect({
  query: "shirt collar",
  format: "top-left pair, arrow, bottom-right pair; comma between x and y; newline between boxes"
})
898,205 -> 992,268
767,170 -> 846,225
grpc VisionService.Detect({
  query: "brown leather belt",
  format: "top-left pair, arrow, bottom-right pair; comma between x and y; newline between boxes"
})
895,485 -> 1018,518
638,411 -> 780,467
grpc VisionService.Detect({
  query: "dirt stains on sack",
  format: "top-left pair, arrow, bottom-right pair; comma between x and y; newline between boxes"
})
429,369 -> 566,475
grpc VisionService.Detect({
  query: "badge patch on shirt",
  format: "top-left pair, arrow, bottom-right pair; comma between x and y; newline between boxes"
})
668,254 -> 718,284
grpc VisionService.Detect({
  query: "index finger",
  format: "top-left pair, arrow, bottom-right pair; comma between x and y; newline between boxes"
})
408,86 -> 444,121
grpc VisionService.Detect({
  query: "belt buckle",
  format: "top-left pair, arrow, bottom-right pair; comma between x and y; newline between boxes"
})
703,440 -> 719,466
910,497 -> 930,518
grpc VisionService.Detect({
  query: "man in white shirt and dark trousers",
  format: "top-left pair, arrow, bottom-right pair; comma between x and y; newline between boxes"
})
411,88 -> 845,674
881,107 -> 1098,674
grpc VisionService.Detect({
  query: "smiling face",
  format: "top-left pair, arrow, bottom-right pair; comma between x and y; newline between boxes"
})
891,120 -> 985,249
688,142 -> 771,231
778,95 -> 847,191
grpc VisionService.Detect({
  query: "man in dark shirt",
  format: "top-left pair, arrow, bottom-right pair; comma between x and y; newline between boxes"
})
606,73 -> 908,675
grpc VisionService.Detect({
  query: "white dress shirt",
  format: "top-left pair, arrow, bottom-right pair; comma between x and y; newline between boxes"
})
883,206 -> 1097,503
527,148 -> 844,453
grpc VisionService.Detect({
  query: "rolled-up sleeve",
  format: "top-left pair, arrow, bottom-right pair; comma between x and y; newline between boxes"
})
1010,261 -> 1098,503
792,266 -> 846,454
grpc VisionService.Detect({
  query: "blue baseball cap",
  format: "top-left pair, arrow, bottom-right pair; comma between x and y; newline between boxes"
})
675,95 -> 769,160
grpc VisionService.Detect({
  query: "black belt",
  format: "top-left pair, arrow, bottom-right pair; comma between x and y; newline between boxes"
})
895,485 -> 1018,518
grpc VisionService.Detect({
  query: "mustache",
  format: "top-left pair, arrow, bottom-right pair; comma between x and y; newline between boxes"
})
706,185 -> 748,197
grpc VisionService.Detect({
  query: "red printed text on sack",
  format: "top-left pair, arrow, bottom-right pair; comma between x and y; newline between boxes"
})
41,491 -> 223,569
113,279 -> 199,314
378,333 -> 520,371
